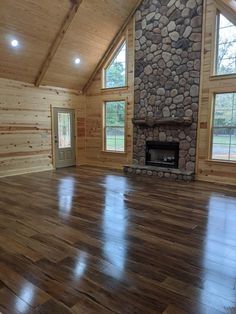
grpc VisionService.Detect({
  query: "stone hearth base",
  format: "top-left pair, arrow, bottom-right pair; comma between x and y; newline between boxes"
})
123,165 -> 194,181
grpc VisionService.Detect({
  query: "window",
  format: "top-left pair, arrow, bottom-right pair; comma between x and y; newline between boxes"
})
211,93 -> 236,161
104,101 -> 125,152
104,41 -> 127,88
58,112 -> 71,148
215,13 -> 236,75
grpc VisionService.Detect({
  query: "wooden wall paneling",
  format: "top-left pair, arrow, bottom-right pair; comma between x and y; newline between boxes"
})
84,20 -> 135,170
0,0 -> 71,84
196,0 -> 236,185
0,78 -> 85,177
0,0 -> 140,90
75,95 -> 86,165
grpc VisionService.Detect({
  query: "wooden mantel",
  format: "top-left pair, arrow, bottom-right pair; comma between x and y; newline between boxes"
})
132,117 -> 192,127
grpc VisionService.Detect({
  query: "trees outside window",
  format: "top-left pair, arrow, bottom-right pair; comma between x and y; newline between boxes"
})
104,101 -> 125,152
212,93 -> 236,161
212,13 -> 236,161
216,13 -> 236,75
104,41 -> 126,88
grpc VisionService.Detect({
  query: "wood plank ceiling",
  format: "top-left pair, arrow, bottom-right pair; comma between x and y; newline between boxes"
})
0,0 -> 139,91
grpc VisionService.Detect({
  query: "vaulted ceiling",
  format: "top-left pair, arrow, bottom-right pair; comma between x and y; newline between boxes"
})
0,0 -> 139,91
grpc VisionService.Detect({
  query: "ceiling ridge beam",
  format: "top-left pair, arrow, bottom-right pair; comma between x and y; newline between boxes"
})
35,0 -> 83,87
82,0 -> 143,93
215,0 -> 236,25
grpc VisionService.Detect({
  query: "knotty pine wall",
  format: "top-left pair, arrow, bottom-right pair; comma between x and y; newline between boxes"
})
84,21 -> 134,169
0,21 -> 134,177
0,78 -> 86,177
196,0 -> 236,185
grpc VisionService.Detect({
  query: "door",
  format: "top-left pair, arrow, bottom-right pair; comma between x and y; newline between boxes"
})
53,108 -> 76,168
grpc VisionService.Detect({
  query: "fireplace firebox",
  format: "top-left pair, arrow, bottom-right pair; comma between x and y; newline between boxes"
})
146,141 -> 179,168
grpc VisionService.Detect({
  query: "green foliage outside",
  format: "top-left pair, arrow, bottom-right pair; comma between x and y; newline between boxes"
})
213,93 -> 236,133
105,61 -> 126,88
105,41 -> 126,88
213,93 -> 236,161
105,101 -> 125,126
213,135 -> 236,144
105,101 -> 125,151
106,136 -> 124,151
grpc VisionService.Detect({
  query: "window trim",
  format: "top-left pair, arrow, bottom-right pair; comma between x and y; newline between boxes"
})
210,73 -> 236,81
102,38 -> 128,90
209,91 -> 236,163
103,100 -> 127,154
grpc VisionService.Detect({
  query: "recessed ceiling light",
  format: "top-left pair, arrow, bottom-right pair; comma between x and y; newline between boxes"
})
11,39 -> 19,47
74,57 -> 81,64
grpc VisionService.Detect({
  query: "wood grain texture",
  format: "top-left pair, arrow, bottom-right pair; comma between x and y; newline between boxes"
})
0,166 -> 236,313
0,78 -> 85,177
37,0 -> 139,90
85,20 -> 134,170
215,0 -> 236,25
0,0 -> 71,84
35,0 -> 83,87
0,0 -> 139,90
196,0 -> 236,185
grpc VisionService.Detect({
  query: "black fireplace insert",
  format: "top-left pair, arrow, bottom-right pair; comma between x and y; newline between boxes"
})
146,141 -> 179,168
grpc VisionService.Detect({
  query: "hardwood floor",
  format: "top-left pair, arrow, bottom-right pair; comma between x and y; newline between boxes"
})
0,166 -> 236,314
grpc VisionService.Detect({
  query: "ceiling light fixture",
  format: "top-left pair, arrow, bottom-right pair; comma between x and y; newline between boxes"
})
11,39 -> 19,47
74,57 -> 81,64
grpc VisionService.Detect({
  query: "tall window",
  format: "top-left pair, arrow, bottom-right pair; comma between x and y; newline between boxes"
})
212,93 -> 236,161
104,41 -> 127,89
216,13 -> 236,75
104,101 -> 125,152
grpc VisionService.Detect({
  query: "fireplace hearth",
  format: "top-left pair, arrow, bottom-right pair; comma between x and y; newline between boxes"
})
146,141 -> 179,169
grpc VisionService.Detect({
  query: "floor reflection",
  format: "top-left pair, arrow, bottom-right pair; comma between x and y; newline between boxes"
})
102,175 -> 128,280
201,195 -> 236,313
74,251 -> 88,279
58,176 -> 75,216
16,284 -> 34,313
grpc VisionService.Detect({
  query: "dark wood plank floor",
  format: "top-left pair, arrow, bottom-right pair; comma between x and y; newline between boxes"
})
0,166 -> 236,314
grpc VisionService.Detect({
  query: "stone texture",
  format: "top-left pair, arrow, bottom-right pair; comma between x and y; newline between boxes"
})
186,0 -> 197,9
132,0 -> 203,179
169,31 -> 180,41
167,21 -> 176,32
124,165 -> 194,181
162,52 -> 172,63
144,65 -> 153,75
190,85 -> 199,97
183,26 -> 192,38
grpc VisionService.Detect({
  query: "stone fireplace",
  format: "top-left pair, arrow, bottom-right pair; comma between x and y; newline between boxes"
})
124,0 -> 203,181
